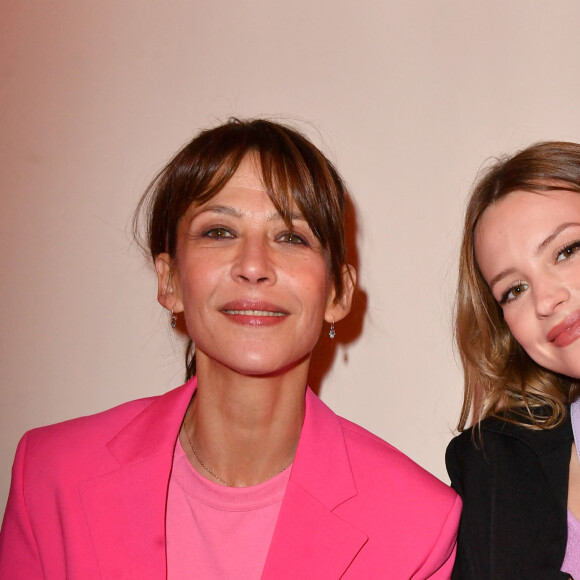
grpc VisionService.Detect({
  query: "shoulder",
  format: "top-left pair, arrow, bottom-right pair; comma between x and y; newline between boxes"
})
21,381 -> 196,446
446,414 -> 572,577
340,417 -> 457,503
336,416 -> 460,551
13,386 -> 185,485
446,412 -> 571,550
333,417 -> 460,576
446,411 -> 573,474
23,394 -> 156,449
305,390 -> 454,500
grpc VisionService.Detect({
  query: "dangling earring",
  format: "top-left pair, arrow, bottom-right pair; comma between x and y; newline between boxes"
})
171,309 -> 177,329
329,319 -> 335,339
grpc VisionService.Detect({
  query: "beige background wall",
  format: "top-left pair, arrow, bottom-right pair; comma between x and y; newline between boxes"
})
2,0 -> 580,517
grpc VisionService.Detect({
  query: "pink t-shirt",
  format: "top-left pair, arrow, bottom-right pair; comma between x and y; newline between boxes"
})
563,399 -> 580,577
166,441 -> 290,579
562,509 -> 580,577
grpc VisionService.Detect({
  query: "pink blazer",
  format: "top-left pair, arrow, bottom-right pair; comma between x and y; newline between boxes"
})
0,379 -> 460,578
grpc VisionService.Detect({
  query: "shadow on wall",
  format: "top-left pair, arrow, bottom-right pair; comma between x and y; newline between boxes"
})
309,193 -> 367,396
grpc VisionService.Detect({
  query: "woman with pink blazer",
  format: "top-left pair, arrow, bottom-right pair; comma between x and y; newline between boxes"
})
0,119 -> 460,579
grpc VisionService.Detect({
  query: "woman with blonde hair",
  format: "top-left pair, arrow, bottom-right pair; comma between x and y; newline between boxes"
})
447,141 -> 580,578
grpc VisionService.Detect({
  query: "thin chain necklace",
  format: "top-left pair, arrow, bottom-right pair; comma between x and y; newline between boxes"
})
183,418 -> 231,487
182,399 -> 295,487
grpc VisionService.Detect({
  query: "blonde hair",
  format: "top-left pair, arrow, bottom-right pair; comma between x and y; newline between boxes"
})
456,141 -> 580,431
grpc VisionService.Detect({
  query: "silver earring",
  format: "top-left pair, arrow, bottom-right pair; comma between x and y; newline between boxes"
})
171,309 -> 177,329
329,319 -> 335,339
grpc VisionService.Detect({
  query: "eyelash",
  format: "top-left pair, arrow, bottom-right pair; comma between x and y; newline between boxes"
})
499,240 -> 580,305
500,281 -> 529,305
202,227 -> 234,239
200,227 -> 309,246
555,240 -> 580,262
279,231 -> 309,246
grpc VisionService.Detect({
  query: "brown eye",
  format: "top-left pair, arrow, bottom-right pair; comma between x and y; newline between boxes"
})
280,232 -> 307,245
204,228 -> 233,239
500,282 -> 529,305
556,241 -> 580,262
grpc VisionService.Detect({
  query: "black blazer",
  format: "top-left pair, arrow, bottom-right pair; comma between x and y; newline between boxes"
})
446,412 -> 573,579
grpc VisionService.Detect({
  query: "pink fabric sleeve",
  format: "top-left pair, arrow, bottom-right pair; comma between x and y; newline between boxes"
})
0,433 -> 44,579
414,494 -> 461,579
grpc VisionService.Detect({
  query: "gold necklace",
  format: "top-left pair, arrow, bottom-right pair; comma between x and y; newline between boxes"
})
183,419 -> 231,487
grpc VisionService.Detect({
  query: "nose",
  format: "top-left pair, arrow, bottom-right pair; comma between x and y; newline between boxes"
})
533,274 -> 570,318
230,235 -> 276,284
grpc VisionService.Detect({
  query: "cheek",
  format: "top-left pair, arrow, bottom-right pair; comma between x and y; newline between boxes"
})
176,262 -> 216,306
504,311 -> 521,338
300,264 -> 332,310
504,310 -> 541,359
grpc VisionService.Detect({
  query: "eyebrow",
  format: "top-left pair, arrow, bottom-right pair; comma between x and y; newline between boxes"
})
195,204 -> 305,222
535,222 -> 580,253
195,204 -> 242,218
488,222 -> 580,290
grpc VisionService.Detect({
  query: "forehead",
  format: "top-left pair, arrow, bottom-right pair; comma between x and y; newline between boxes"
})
477,189 -> 580,236
184,153 -> 300,220
213,154 -> 297,213
475,189 -> 580,275
226,154 -> 267,192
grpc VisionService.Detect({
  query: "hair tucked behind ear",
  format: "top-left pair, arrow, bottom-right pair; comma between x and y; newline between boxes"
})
456,141 -> 580,432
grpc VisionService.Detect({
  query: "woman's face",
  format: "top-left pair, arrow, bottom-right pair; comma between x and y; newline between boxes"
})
155,155 -> 353,378
475,189 -> 580,379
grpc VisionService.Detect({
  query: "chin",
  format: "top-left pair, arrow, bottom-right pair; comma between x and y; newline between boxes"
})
541,360 -> 580,381
561,365 -> 580,381
197,343 -> 312,378
228,353 -> 311,378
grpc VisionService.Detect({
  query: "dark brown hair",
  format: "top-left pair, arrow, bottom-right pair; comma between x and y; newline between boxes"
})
134,118 -> 351,380
456,141 -> 580,431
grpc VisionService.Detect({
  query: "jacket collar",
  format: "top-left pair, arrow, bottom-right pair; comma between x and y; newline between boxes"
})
106,379 -> 195,465
79,379 -> 196,579
481,410 -> 573,509
80,381 -> 367,579
481,409 -> 573,457
262,389 -> 368,578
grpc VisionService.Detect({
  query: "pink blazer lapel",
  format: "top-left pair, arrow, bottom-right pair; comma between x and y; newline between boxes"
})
78,380 -> 196,579
77,383 -> 365,578
262,389 -> 368,579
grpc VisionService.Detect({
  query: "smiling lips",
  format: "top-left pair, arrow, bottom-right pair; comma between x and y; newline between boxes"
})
547,310 -> 580,347
224,309 -> 286,316
221,302 -> 289,326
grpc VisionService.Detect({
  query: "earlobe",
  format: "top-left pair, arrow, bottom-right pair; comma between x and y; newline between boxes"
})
154,253 -> 183,312
325,264 -> 356,323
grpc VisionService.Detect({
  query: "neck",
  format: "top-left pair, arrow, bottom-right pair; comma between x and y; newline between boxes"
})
180,354 -> 308,487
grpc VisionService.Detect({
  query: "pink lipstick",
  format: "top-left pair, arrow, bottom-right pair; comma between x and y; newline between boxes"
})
547,310 -> 580,347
